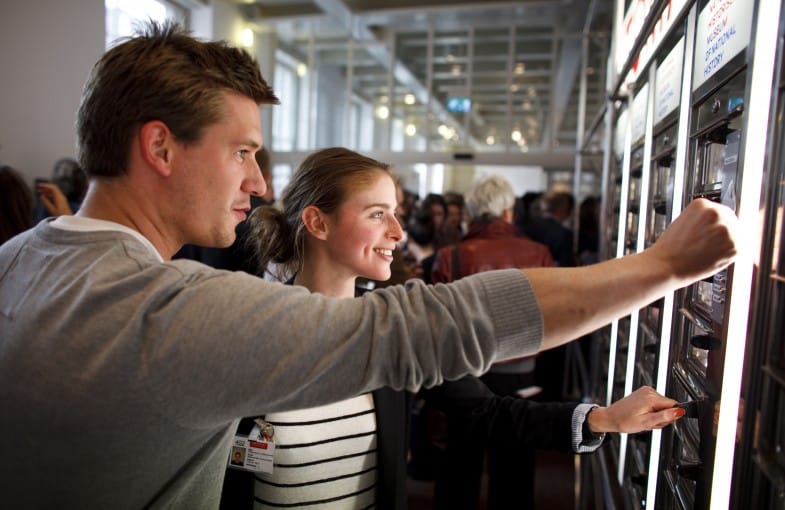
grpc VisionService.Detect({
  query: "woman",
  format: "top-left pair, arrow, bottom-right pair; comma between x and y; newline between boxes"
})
243,147 -> 684,509
245,147 -> 410,509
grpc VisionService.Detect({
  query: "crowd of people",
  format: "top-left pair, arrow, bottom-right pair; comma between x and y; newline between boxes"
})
0,20 -> 739,510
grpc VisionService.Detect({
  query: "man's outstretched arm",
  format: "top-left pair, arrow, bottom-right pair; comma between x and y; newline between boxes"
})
524,198 -> 738,351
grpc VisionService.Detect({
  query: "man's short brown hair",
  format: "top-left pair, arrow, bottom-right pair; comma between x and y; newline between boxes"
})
77,21 -> 279,178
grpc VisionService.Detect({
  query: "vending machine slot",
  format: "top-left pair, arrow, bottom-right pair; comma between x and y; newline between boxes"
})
654,152 -> 674,167
692,189 -> 722,202
679,306 -> 713,333
691,115 -> 740,142
673,361 -> 711,401
673,461 -> 704,483
689,334 -> 721,351
674,398 -> 710,420
664,469 -> 696,509
673,418 -> 702,468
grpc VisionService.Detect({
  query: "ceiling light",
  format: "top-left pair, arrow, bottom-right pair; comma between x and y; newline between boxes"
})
296,63 -> 307,77
404,93 -> 416,105
511,129 -> 522,142
514,62 -> 526,75
240,28 -> 254,48
486,135 -> 495,145
451,64 -> 461,76
510,84 -> 519,93
405,123 -> 417,136
375,105 -> 389,120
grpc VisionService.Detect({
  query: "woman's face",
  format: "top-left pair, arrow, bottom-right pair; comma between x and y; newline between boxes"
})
322,172 -> 404,282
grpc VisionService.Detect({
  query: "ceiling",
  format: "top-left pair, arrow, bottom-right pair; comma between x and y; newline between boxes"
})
232,0 -> 614,169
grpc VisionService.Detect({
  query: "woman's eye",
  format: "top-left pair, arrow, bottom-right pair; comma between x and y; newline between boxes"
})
371,211 -> 384,220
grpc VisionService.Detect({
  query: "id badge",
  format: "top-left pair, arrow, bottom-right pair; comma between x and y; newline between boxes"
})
228,419 -> 275,474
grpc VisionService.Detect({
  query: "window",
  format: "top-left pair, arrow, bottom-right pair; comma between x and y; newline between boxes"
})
272,50 -> 310,151
105,0 -> 186,49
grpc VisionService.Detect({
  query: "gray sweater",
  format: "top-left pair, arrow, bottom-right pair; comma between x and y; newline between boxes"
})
0,219 -> 542,509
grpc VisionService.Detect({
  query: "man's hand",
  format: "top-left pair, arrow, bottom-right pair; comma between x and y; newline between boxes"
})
647,198 -> 738,284
587,386 -> 684,434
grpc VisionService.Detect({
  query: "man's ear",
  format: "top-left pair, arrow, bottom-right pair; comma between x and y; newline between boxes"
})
301,205 -> 329,240
138,120 -> 176,177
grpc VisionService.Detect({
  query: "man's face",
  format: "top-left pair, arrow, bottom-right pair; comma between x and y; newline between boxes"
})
170,91 -> 265,248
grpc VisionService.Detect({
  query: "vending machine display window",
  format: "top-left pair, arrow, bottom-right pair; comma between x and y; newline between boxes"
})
649,123 -> 678,245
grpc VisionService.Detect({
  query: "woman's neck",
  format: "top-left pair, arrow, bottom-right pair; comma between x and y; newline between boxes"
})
295,253 -> 356,298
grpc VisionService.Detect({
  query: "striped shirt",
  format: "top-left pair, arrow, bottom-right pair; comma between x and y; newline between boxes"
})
254,393 -> 377,509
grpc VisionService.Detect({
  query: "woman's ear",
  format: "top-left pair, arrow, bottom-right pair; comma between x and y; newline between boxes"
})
139,120 -> 175,177
302,205 -> 329,240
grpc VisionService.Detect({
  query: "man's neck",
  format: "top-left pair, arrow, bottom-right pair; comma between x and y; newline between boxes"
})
77,180 -> 181,260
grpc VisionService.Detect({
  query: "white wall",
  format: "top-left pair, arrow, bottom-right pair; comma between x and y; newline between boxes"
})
193,1 -> 275,143
0,0 -> 275,185
473,165 -> 547,196
0,0 -> 104,183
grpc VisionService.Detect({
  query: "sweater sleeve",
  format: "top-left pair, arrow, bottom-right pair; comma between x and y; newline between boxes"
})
135,263 -> 543,427
422,376 -> 576,452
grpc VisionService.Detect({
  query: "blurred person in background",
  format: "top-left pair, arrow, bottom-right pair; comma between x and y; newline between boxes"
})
430,175 -> 555,510
34,158 -> 87,221
0,165 -> 34,245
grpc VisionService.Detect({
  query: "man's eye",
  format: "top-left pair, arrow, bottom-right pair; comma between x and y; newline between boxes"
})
371,211 -> 384,219
237,150 -> 249,160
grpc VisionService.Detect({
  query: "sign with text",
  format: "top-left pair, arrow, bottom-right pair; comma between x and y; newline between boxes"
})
654,37 -> 685,124
693,0 -> 754,90
631,82 -> 649,145
616,0 -> 690,84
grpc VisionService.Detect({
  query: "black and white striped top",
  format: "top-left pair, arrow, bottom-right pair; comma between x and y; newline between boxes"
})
253,393 -> 377,509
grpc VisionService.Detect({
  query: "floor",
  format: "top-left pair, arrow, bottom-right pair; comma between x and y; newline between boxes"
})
406,449 -> 576,509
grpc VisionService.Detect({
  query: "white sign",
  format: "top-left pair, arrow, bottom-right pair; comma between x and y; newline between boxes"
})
615,108 -> 628,158
616,0 -> 690,84
654,37 -> 685,124
693,0 -> 754,90
631,83 -> 649,144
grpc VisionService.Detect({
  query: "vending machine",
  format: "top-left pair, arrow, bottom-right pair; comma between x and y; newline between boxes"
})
657,1 -> 756,508
732,2 -> 785,507
621,30 -> 689,510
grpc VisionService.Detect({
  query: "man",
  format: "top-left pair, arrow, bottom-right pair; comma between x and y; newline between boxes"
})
0,22 -> 737,509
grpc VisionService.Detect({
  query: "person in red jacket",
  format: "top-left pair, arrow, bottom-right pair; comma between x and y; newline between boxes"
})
430,174 -> 557,510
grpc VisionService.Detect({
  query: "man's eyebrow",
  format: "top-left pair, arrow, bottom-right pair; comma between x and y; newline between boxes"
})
238,139 -> 262,149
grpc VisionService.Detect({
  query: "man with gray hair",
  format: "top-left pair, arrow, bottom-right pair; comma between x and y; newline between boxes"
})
430,174 -> 556,509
